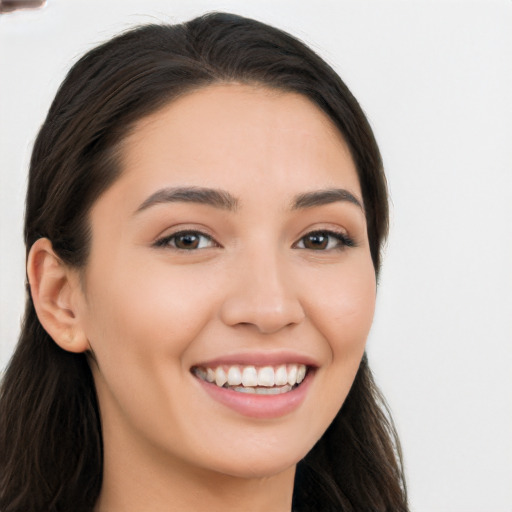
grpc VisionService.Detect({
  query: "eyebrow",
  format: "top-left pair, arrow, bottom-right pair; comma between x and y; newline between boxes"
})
135,186 -> 363,215
135,186 -> 239,213
292,188 -> 363,211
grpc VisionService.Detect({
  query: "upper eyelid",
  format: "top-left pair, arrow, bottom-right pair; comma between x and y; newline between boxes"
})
294,226 -> 351,241
153,223 -> 217,240
303,227 -> 347,236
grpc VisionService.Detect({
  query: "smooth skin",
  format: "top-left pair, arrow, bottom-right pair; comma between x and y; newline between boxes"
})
28,84 -> 376,512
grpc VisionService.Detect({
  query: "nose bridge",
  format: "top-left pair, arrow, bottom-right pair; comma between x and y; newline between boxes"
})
219,243 -> 305,334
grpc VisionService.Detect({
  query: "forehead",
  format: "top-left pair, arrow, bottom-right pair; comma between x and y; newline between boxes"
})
112,83 -> 361,207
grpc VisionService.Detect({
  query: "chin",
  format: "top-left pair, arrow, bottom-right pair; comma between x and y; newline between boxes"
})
199,437 -> 313,480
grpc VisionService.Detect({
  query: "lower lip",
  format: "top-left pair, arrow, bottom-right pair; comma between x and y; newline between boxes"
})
194,371 -> 314,419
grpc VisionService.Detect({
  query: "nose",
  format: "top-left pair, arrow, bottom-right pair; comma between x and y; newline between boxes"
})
219,250 -> 305,335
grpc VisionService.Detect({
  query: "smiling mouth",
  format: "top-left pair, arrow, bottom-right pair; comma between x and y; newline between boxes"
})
192,363 -> 308,395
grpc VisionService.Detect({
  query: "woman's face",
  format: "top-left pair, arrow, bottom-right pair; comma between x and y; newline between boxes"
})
76,84 -> 376,479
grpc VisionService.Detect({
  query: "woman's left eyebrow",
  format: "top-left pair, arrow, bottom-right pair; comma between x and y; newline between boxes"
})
291,188 -> 363,211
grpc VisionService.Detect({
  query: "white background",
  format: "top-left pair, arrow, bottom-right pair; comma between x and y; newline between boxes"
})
1,1 -> 511,510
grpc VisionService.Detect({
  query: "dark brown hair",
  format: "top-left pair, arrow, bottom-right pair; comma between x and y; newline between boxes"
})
0,12 -> 407,511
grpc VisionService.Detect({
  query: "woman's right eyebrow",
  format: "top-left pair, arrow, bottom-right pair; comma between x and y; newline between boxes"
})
134,186 -> 239,214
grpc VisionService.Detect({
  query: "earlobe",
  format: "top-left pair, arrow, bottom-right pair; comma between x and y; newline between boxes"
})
27,238 -> 89,353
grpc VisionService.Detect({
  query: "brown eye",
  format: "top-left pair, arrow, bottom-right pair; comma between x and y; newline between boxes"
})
155,231 -> 217,250
303,233 -> 329,250
295,230 -> 354,251
174,233 -> 201,249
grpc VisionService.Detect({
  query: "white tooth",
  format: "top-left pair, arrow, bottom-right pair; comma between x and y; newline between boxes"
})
242,366 -> 258,387
227,366 -> 242,386
274,365 -> 288,386
255,385 -> 292,395
255,387 -> 277,395
206,368 -> 215,383
215,367 -> 227,387
232,384 -> 292,395
287,364 -> 298,386
232,386 -> 257,394
257,366 -> 274,387
296,364 -> 307,384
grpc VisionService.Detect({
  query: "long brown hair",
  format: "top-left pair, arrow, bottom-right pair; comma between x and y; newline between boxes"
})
0,13 -> 407,511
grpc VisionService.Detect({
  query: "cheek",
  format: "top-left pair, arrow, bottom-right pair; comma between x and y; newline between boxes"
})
302,255 -> 376,417
81,255 -> 222,384
80,256 -> 225,444
308,256 -> 376,357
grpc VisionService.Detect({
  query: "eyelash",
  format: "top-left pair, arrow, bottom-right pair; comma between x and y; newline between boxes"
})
154,229 -> 355,251
293,230 -> 355,251
153,230 -> 218,250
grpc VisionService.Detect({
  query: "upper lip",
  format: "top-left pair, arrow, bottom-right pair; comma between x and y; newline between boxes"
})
191,350 -> 319,369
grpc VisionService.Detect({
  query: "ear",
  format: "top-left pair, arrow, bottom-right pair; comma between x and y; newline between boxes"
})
27,238 -> 89,353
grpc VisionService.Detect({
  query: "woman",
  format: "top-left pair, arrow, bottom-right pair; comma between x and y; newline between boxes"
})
0,12 -> 407,512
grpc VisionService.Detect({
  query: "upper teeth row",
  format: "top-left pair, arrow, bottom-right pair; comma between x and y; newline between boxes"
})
196,364 -> 307,388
